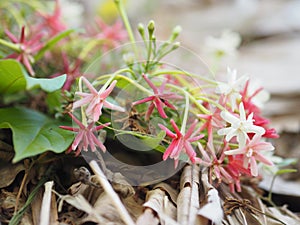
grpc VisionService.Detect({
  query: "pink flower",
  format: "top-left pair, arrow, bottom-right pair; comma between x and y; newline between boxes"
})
224,133 -> 274,176
132,74 -> 181,120
158,119 -> 204,167
5,26 -> 43,75
52,53 -> 82,90
37,0 -> 67,37
86,18 -> 127,51
198,143 -> 250,193
59,113 -> 110,156
73,77 -> 125,122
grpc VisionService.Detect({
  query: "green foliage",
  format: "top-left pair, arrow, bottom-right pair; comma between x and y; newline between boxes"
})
0,107 -> 74,163
0,59 -> 66,93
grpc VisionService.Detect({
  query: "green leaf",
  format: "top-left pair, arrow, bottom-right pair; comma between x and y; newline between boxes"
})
0,59 -> 26,94
25,73 -> 66,92
0,107 -> 74,163
0,59 -> 66,93
275,169 -> 297,176
34,29 -> 75,61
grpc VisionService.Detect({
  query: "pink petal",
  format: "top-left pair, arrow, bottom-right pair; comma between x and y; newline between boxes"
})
170,139 -> 184,159
145,102 -> 155,121
132,96 -> 155,106
170,119 -> 182,137
250,157 -> 258,176
162,99 -> 177,110
154,98 -> 168,118
143,74 -> 158,94
163,139 -> 178,160
185,120 -> 198,137
184,142 -> 196,163
81,77 -> 98,95
72,131 -> 84,150
103,100 -> 125,112
68,113 -> 85,129
4,29 -> 18,43
158,124 -> 176,138
100,80 -> 117,99
73,95 -> 93,109
188,134 -> 204,142
91,133 -> 107,152
95,122 -> 111,130
255,152 -> 273,166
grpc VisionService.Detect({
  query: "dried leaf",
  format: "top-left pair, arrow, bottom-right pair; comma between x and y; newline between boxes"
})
136,208 -> 159,225
40,181 -> 54,225
153,182 -> 178,205
0,162 -> 24,188
198,188 -> 223,225
198,172 -> 223,225
267,207 -> 300,225
177,165 -> 200,225
142,187 -> 178,225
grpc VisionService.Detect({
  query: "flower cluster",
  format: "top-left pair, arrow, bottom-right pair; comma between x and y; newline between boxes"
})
0,0 -> 280,193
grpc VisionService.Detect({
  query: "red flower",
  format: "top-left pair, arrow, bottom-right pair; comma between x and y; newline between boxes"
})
37,0 -> 67,37
5,26 -> 43,75
132,74 -> 181,120
159,119 -> 204,167
60,113 -> 110,156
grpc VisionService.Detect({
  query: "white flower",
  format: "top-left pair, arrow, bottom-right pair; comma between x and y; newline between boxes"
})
217,103 -> 265,148
204,29 -> 241,58
216,67 -> 248,110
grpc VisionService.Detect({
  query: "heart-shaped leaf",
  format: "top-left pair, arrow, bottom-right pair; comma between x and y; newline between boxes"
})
0,107 -> 74,163
0,59 -> 66,93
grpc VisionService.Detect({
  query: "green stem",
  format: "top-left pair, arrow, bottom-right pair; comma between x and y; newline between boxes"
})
0,39 -> 20,52
96,73 -> 151,94
114,0 -> 138,56
78,77 -> 88,126
180,91 -> 189,133
268,174 -> 277,202
151,69 -> 218,85
166,83 -> 210,115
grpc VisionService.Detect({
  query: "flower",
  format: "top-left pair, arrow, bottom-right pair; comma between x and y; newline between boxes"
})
4,26 -> 43,75
216,67 -> 248,110
224,133 -> 274,176
132,74 -> 181,120
218,102 -> 265,148
86,18 -> 127,51
37,0 -> 67,37
52,53 -> 82,90
158,119 -> 204,167
73,77 -> 125,122
59,113 -> 110,155
204,30 -> 241,58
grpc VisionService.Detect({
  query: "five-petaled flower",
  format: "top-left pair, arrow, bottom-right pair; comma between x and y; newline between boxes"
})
5,26 -> 43,75
159,119 -> 204,167
224,133 -> 274,176
218,102 -> 265,148
59,112 -> 110,156
73,76 -> 125,122
132,74 -> 181,120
